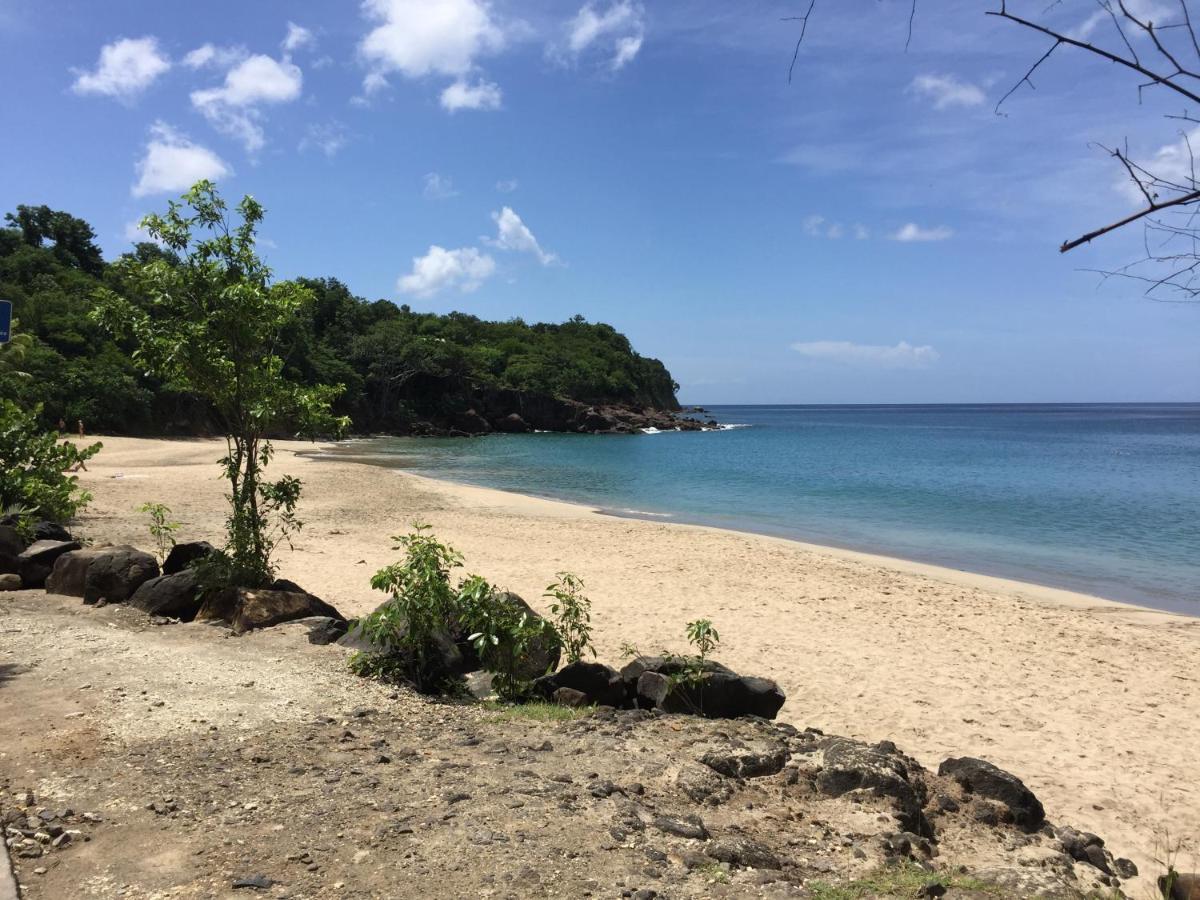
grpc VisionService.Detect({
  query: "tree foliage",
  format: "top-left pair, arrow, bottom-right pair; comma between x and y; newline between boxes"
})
0,399 -> 100,523
0,204 -> 681,437
92,183 -> 348,587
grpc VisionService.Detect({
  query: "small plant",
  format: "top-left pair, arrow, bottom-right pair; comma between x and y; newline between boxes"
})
461,575 -> 559,701
0,400 -> 101,523
545,571 -> 594,664
357,523 -> 465,693
139,501 -> 180,563
619,641 -> 642,659
685,618 -> 720,660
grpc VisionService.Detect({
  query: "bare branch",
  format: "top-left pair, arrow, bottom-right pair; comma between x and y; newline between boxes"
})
994,40 -> 1061,114
1060,189 -> 1200,253
783,0 -> 817,84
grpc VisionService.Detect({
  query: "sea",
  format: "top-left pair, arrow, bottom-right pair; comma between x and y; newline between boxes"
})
324,404 -> 1200,615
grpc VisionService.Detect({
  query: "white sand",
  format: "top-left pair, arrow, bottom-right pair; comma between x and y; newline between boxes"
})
73,435 -> 1200,886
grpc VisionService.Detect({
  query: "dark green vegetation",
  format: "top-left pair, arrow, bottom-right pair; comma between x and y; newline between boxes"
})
0,399 -> 100,524
0,201 -> 681,437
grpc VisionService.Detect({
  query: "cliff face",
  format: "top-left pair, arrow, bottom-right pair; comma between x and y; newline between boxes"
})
361,373 -> 712,436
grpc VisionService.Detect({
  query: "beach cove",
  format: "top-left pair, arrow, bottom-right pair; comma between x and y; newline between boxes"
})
71,435 -> 1200,887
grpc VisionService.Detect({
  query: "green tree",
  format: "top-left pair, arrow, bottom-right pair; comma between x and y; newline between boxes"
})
92,182 -> 348,587
0,399 -> 100,523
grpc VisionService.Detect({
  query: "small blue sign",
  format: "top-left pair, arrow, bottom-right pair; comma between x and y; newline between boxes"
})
0,300 -> 11,344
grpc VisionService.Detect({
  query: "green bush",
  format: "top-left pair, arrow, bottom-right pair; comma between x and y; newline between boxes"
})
0,399 -> 100,523
545,572 -> 595,664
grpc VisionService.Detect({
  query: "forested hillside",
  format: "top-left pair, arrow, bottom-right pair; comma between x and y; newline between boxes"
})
0,205 -> 683,436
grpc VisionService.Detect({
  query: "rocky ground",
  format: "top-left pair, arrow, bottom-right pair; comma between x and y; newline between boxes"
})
0,590 -> 1143,899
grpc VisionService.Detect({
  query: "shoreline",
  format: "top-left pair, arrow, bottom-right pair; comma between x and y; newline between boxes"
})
308,441 -> 1191,622
65,436 -> 1200,888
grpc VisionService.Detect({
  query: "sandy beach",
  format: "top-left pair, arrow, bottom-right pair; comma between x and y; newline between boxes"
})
70,434 -> 1200,887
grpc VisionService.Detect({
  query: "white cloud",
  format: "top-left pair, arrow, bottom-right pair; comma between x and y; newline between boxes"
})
496,178 -> 519,193
299,121 -> 348,158
791,340 -> 940,369
72,37 -> 170,101
283,22 -> 315,54
803,214 -> 860,240
563,1 -> 645,71
440,78 -> 502,112
908,74 -> 985,110
359,0 -> 505,92
1115,126 -> 1200,206
398,245 -> 496,297
182,43 -> 244,70
423,172 -> 459,199
1076,0 -> 1172,39
854,223 -> 870,240
487,206 -> 557,265
191,54 -> 303,152
891,222 -> 953,242
132,122 -> 230,197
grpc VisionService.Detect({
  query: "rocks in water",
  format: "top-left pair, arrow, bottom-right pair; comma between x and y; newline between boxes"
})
17,539 -> 82,589
162,541 -> 215,575
813,738 -> 928,834
46,546 -> 160,603
535,661 -> 628,707
129,570 -> 203,620
0,572 -> 22,591
705,835 -> 781,870
492,412 -> 532,433
196,586 -> 345,635
938,756 -> 1045,833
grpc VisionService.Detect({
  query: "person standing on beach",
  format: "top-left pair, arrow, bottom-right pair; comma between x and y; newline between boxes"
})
77,419 -> 85,439
58,418 -> 66,433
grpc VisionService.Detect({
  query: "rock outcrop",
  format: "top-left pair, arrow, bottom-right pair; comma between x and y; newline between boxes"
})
129,570 -> 204,619
196,585 -> 345,635
938,756 -> 1045,833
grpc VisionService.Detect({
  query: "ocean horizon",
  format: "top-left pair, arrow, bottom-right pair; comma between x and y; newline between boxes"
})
324,402 -> 1200,615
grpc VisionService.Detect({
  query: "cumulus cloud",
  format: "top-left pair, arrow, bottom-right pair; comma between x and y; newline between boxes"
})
359,0 -> 505,93
791,340 -> 940,369
283,22 -> 315,54
132,122 -> 230,197
562,0 -> 645,71
191,54 -> 303,152
398,245 -> 496,297
803,214 -> 868,240
440,78 -> 502,112
72,36 -> 170,101
908,73 -> 985,110
183,43 -> 245,70
487,206 -> 557,265
891,222 -> 953,242
423,172 -> 459,199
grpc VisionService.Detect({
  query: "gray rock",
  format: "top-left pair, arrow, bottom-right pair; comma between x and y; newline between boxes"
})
636,669 -> 786,720
17,540 -> 81,588
705,835 -> 781,870
815,738 -> 927,834
700,745 -> 787,779
47,546 -> 160,603
938,757 -> 1045,833
535,660 -> 627,707
0,572 -> 22,591
651,814 -> 708,840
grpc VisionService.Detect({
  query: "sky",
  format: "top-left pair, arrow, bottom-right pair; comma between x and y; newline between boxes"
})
1,0 -> 1197,404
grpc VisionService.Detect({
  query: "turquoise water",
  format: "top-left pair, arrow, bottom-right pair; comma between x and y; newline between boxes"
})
328,404 -> 1200,614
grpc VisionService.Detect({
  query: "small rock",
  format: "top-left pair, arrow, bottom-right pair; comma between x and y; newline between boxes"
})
232,874 -> 275,889
651,814 -> 709,840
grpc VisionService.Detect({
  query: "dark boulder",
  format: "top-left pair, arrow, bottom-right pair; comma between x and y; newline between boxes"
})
16,540 -> 82,588
621,655 -> 734,692
163,541 -> 215,575
492,413 -> 532,434
294,616 -> 348,645
30,521 -> 72,543
1159,872 -> 1200,899
815,738 -> 928,834
0,525 -> 22,575
636,669 -> 786,720
551,686 -> 589,707
0,573 -> 22,591
938,757 -> 1045,833
196,586 -> 345,635
46,546 -> 160,603
453,409 -> 492,435
129,570 -> 203,620
535,661 -> 628,707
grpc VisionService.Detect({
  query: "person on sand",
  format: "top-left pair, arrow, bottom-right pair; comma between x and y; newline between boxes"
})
77,419 -> 85,439
58,418 -> 66,433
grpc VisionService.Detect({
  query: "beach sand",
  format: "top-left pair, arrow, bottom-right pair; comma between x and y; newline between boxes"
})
72,435 -> 1200,887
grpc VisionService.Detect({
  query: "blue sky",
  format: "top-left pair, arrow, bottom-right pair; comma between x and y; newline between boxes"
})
1,0 -> 1196,403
